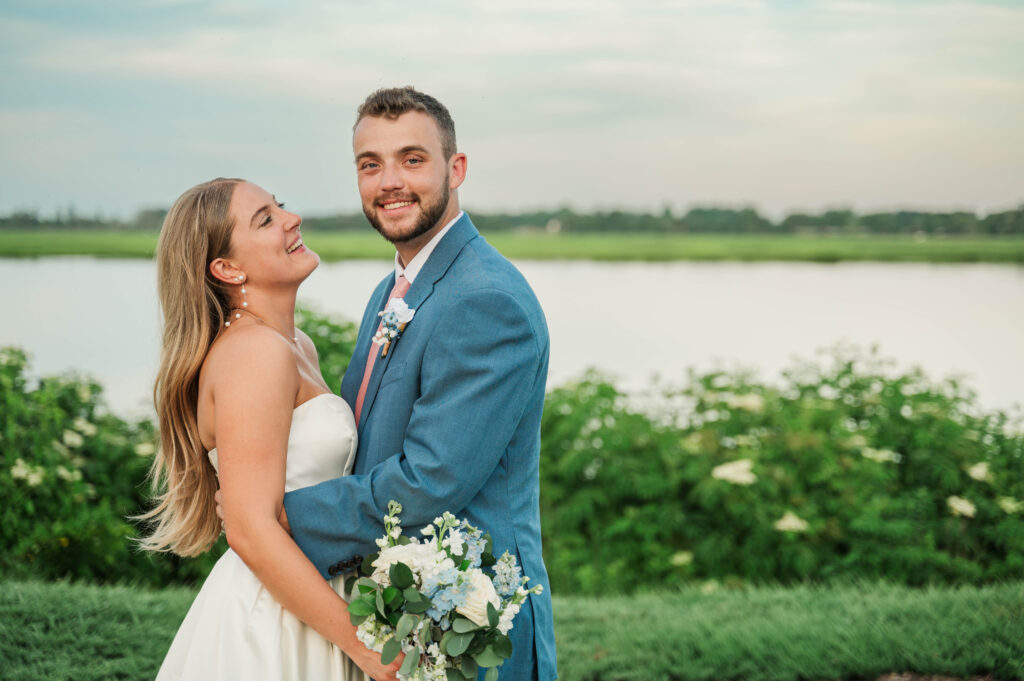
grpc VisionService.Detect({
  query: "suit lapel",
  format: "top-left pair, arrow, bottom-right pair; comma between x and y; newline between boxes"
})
356,214 -> 480,431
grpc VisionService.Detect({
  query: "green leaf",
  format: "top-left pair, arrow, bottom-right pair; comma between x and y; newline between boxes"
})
446,631 -> 474,657
440,630 -> 456,655
347,597 -> 375,617
446,670 -> 464,681
360,552 -> 378,574
492,634 -> 513,659
344,575 -> 357,596
357,577 -> 378,593
381,637 -> 402,665
485,666 -> 499,681
459,657 -> 479,679
396,613 -> 418,639
390,562 -> 414,589
348,613 -> 368,626
403,588 -> 432,614
383,586 -> 401,605
452,617 -> 481,633
473,646 -> 503,668
399,647 -> 420,677
487,601 -> 499,629
397,535 -> 412,545
375,590 -> 386,615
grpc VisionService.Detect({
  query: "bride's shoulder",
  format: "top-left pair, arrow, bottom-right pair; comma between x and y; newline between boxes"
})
203,324 -> 299,391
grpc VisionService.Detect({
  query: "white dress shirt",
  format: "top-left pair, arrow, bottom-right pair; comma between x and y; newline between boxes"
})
393,211 -> 464,285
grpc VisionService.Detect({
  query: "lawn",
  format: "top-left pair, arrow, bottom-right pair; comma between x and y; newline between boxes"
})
2,579 -> 1021,680
2,229 -> 1023,262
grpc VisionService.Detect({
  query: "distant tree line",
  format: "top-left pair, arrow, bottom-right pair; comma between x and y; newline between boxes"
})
3,204 -> 1023,235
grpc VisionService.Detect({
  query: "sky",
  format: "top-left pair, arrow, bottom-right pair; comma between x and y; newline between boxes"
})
1,0 -> 1022,221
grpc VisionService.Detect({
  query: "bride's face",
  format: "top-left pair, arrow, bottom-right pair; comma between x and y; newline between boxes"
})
225,182 -> 319,287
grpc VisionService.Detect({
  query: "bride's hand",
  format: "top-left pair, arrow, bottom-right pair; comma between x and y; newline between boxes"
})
349,643 -> 403,681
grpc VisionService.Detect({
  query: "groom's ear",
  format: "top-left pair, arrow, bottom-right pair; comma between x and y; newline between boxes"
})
448,152 -> 467,190
209,257 -> 243,285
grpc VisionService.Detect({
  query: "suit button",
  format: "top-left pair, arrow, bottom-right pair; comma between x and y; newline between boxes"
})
328,565 -> 338,576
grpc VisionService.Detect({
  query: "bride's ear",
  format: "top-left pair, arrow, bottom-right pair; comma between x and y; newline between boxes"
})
209,258 -> 244,285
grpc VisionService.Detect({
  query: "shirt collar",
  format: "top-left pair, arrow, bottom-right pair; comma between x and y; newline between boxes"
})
394,211 -> 464,285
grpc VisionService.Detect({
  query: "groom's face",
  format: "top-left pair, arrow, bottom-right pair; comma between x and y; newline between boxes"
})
353,111 -> 465,245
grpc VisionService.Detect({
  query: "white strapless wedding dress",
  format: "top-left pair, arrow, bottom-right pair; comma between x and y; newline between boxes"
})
157,393 -> 367,681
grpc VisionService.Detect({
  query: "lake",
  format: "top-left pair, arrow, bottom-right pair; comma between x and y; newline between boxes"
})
1,257 -> 1022,417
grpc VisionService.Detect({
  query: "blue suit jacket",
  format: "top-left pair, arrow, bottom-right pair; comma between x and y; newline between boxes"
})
283,214 -> 557,681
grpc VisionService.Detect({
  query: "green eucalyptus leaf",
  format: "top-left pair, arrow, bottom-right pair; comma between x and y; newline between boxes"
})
485,666 -> 499,681
360,553 -> 378,575
493,634 -> 513,658
459,657 -> 479,679
381,637 -> 402,665
452,617 -> 481,633
487,602 -> 499,629
446,631 -> 474,657
399,647 -> 420,677
396,613 -> 418,639
473,646 -> 503,668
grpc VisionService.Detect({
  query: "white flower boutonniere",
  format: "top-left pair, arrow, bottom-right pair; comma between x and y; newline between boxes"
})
373,298 -> 415,358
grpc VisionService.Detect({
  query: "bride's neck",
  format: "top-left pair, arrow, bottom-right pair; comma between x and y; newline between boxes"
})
235,288 -> 298,335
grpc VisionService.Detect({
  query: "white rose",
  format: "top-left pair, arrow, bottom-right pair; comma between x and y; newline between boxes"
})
455,569 -> 500,627
387,298 -> 415,324
371,542 -> 435,584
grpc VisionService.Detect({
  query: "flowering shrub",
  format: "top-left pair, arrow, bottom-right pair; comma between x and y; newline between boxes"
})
0,347 -> 220,584
540,346 -> 1024,592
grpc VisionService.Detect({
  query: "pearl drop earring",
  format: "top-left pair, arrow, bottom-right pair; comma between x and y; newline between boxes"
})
224,275 -> 247,327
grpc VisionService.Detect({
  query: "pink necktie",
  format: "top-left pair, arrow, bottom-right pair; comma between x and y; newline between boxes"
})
355,274 -> 410,426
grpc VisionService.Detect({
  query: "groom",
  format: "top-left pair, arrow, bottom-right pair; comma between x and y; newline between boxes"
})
283,87 -> 557,681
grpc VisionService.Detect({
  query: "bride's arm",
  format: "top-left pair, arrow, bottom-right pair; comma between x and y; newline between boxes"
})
211,328 -> 400,681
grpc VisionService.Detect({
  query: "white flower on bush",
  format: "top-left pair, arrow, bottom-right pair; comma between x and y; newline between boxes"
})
56,466 -> 82,482
11,458 -> 45,487
11,458 -> 31,480
455,568 -> 500,627
947,495 -> 976,518
727,393 -> 764,412
998,497 -> 1023,514
861,447 -> 900,463
773,511 -> 809,533
72,417 -> 97,437
670,551 -> 693,567
711,458 -> 756,485
966,462 -> 992,482
134,442 -> 156,457
62,429 -> 84,448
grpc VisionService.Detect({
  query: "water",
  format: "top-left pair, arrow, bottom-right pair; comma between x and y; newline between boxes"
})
1,258 -> 1022,417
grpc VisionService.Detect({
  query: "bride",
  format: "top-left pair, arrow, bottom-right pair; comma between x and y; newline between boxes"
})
138,178 -> 401,681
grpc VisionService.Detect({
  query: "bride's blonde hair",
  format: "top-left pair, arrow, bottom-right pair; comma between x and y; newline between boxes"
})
136,177 -> 243,556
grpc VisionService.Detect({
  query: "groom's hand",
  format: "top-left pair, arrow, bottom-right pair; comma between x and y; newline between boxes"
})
214,489 -> 291,535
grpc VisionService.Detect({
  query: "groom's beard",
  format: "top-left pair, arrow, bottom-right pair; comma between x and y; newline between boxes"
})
364,173 -> 451,245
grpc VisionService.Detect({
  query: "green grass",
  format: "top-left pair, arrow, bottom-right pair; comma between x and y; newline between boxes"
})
2,230 -> 1023,262
2,580 -> 1021,680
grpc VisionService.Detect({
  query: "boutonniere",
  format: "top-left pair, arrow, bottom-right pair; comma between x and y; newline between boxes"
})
373,298 -> 415,358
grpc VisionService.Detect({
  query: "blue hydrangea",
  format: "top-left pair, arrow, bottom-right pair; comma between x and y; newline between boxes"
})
492,553 -> 522,599
461,524 -> 486,569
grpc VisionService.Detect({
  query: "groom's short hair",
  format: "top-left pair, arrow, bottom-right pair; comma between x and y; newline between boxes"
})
355,87 -> 457,159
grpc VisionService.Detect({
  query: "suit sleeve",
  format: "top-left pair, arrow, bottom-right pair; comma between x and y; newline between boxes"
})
283,287 -> 543,578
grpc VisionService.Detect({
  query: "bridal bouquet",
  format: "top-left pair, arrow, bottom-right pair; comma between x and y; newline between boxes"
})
345,501 -> 542,681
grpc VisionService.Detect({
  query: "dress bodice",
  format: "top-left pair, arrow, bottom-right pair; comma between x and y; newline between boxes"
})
207,393 -> 358,492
